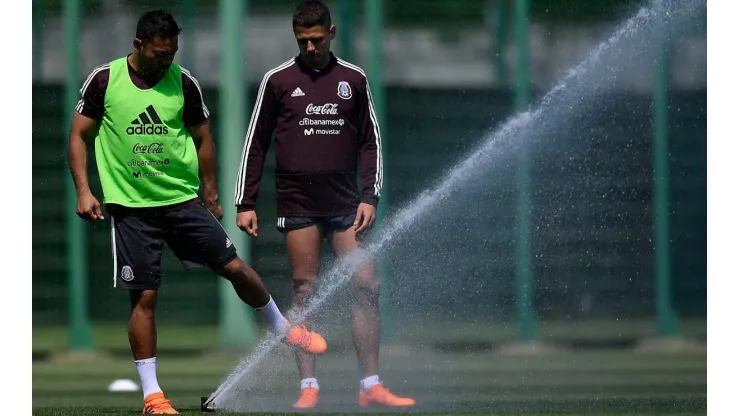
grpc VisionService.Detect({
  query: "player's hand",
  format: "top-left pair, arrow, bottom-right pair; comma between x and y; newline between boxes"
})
237,210 -> 259,237
204,191 -> 223,220
76,191 -> 104,221
354,202 -> 376,233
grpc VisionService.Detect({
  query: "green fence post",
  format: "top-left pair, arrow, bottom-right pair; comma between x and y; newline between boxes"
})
653,29 -> 679,338
487,0 -> 509,87
514,0 -> 537,341
337,0 -> 356,62
179,0 -> 196,71
364,0 -> 395,342
218,0 -> 257,349
64,0 -> 93,352
33,0 -> 44,81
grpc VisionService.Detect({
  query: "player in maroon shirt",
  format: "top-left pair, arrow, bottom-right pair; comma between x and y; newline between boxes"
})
234,0 -> 415,409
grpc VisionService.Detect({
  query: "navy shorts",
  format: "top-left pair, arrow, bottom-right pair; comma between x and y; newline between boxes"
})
276,213 -> 357,237
107,199 -> 238,290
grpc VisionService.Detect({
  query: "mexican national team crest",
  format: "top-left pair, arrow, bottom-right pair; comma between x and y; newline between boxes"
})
121,265 -> 134,282
337,81 -> 352,99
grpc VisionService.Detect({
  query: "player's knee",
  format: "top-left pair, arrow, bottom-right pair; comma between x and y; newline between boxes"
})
292,275 -> 316,293
352,268 -> 378,291
130,289 -> 157,316
352,273 -> 379,306
131,304 -> 155,322
215,257 -> 247,282
291,275 -> 316,306
132,306 -> 155,322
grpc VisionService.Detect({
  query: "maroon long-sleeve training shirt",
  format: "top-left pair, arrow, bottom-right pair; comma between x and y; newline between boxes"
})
234,53 -> 383,217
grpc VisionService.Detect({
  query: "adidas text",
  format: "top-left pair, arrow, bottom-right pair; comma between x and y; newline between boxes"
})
127,106 -> 167,135
126,125 -> 169,135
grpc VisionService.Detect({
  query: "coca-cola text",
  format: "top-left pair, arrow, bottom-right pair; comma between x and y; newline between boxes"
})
132,143 -> 164,154
306,103 -> 339,115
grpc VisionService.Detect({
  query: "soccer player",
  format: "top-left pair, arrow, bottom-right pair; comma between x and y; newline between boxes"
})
67,10 -> 327,415
234,0 -> 415,409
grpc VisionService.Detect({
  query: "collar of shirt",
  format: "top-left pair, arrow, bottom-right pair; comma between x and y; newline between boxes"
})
295,52 -> 338,76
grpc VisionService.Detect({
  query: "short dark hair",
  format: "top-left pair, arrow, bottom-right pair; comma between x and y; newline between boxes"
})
292,0 -> 332,30
135,9 -> 181,42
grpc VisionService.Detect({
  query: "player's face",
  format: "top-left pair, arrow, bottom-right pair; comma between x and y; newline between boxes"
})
294,25 -> 335,68
135,36 -> 179,76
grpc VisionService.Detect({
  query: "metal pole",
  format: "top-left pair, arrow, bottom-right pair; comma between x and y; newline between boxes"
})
33,0 -> 44,81
514,0 -> 537,341
336,0 -> 355,62
364,0 -> 395,342
179,0 -> 196,71
653,31 -> 678,338
64,0 -> 92,351
487,0 -> 509,88
218,0 -> 257,349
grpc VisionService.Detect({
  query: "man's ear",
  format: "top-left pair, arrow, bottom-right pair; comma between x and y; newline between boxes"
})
133,38 -> 143,51
328,25 -> 336,40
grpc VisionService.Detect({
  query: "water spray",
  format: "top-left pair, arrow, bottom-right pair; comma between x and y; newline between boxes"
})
202,0 -> 704,411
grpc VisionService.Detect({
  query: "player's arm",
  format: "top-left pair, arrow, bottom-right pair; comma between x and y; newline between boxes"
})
68,68 -> 106,221
354,76 -> 383,232
182,70 -> 222,219
234,75 -> 279,236
68,114 -> 96,197
190,120 -> 222,219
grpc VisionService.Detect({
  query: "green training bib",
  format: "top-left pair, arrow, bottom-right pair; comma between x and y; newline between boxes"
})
94,56 -> 200,207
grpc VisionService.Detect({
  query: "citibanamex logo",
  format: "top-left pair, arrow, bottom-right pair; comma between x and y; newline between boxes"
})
132,143 -> 164,154
306,103 -> 339,115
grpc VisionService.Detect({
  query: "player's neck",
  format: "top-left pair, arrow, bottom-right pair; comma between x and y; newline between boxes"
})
128,53 -> 165,84
128,53 -> 143,73
300,55 -> 331,72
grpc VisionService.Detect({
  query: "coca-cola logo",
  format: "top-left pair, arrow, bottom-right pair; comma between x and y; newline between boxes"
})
306,103 -> 339,115
132,143 -> 164,154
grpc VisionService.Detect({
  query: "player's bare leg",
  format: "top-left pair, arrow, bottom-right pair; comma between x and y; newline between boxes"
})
213,258 -> 271,307
331,228 -> 416,408
212,257 -> 326,355
330,229 -> 380,377
285,225 -> 323,408
128,289 -> 178,414
129,289 -> 158,362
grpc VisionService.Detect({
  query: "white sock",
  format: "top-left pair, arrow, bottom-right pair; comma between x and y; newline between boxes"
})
135,357 -> 163,398
360,375 -> 380,391
256,296 -> 289,333
300,377 -> 319,390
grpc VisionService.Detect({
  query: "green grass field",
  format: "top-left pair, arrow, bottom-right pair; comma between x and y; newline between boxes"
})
31,412 -> 708,416
32,319 -> 708,355
33,342 -> 707,416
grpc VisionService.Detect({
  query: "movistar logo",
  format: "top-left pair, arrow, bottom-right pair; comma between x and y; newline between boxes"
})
126,105 -> 169,135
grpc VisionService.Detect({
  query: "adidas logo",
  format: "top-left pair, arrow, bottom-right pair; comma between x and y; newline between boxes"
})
226,238 -> 232,248
126,105 -> 169,135
291,87 -> 305,97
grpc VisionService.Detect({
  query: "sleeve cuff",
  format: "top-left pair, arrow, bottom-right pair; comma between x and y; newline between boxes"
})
236,204 -> 254,213
361,195 -> 379,207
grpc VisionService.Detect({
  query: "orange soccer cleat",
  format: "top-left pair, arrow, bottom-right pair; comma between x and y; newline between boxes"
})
359,383 -> 416,407
293,387 -> 320,409
142,392 -> 179,414
283,323 -> 327,355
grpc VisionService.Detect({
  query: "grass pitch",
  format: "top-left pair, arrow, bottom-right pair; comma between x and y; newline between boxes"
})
32,412 -> 707,416
33,345 -> 706,416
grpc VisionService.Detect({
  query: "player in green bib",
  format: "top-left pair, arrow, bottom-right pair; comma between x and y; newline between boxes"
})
66,10 -> 327,414
95,54 -> 201,207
